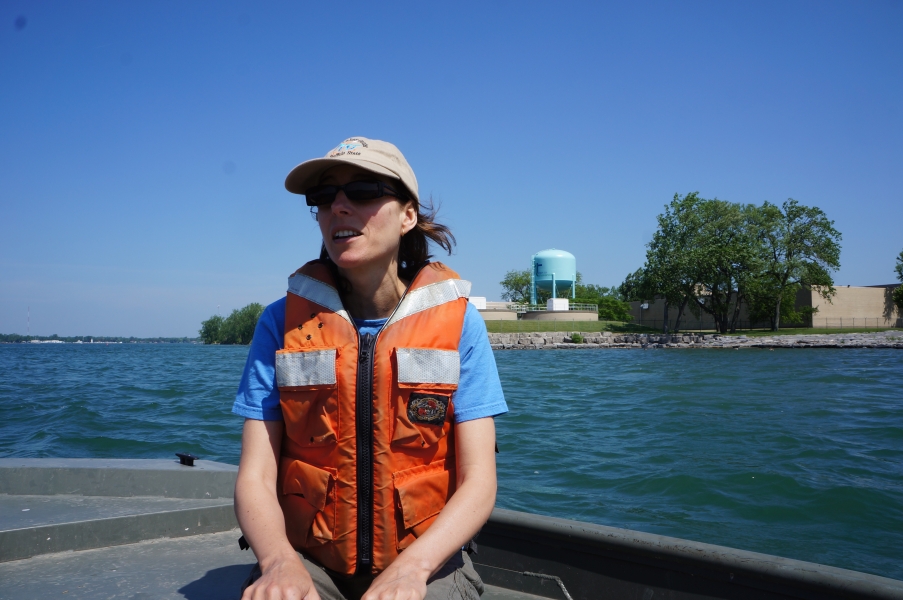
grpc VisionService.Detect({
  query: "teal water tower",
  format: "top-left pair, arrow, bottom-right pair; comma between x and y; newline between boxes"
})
531,249 -> 577,304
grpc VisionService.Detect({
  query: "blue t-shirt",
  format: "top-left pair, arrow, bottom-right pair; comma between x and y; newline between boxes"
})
233,300 -> 507,423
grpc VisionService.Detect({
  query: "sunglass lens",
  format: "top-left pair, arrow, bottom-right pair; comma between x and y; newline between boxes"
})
343,181 -> 383,201
305,185 -> 338,206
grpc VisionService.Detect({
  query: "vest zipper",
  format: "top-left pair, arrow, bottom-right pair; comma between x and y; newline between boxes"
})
356,331 -> 377,573
352,265 -> 424,575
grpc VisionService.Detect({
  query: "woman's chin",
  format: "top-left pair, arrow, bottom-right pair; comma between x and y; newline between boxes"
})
329,252 -> 370,272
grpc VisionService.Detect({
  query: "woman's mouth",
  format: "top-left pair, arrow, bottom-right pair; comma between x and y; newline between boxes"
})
333,229 -> 362,241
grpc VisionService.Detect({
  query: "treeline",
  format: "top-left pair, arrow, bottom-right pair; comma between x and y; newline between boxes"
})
619,193 -> 842,333
0,333 -> 196,343
499,271 -> 632,321
199,303 -> 264,345
895,250 -> 903,311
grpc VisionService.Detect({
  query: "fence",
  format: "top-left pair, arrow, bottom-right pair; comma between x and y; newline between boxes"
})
809,317 -> 903,329
630,317 -> 903,332
507,303 -> 599,314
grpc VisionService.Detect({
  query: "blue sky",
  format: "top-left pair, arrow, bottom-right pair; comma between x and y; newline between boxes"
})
1,1 -> 901,337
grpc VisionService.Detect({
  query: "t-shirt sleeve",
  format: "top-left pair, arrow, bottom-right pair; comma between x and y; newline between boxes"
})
454,302 -> 508,423
232,298 -> 285,421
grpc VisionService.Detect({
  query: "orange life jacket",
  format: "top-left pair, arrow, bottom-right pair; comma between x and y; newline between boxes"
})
275,260 -> 471,575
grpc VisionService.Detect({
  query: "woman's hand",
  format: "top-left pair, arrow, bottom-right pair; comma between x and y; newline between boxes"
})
242,553 -> 321,600
236,419 -> 321,600
360,553 -> 431,600
362,417 -> 498,600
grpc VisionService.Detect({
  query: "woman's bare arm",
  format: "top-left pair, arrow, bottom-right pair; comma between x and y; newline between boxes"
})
363,417 -> 498,600
235,418 -> 320,600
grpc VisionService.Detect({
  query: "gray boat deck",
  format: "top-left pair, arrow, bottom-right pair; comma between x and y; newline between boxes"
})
0,529 -> 540,600
1,494 -> 231,531
0,459 -> 542,599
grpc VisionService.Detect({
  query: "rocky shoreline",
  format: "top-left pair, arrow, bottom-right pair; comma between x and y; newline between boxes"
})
488,330 -> 903,350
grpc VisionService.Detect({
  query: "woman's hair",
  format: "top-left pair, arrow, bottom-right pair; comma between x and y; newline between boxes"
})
397,193 -> 456,280
318,183 -> 456,286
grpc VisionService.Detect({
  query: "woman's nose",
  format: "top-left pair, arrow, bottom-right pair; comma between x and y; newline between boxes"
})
330,190 -> 353,214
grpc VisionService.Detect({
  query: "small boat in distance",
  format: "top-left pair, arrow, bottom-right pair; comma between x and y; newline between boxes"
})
1,458 -> 900,599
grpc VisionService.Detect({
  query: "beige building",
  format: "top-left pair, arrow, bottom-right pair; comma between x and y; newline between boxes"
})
799,284 -> 901,328
470,298 -> 518,321
627,284 -> 901,330
627,298 -> 742,331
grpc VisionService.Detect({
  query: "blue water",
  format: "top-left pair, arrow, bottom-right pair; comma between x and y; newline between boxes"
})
1,344 -> 901,580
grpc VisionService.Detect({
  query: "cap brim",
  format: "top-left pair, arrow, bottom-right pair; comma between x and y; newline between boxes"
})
284,157 -> 400,194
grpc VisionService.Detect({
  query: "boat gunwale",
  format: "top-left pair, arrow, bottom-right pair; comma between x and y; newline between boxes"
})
481,508 -> 903,600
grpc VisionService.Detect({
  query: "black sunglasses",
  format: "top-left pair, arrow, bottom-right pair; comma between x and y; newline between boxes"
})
304,180 -> 403,207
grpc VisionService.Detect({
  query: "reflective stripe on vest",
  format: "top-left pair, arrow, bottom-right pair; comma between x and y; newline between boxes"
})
276,261 -> 470,575
396,348 -> 460,385
275,349 -> 336,387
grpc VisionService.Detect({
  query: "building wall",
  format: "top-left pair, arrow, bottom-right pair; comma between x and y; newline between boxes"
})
801,284 -> 901,328
628,284 -> 902,330
626,298 -> 754,330
478,309 -> 518,321
485,301 -> 514,310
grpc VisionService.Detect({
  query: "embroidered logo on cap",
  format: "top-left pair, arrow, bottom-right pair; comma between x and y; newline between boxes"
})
328,138 -> 369,158
408,393 -> 449,425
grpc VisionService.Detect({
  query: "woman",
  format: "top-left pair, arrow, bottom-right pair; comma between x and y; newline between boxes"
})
232,137 -> 508,600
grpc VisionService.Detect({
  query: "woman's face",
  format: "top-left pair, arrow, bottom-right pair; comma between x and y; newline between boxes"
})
316,164 -> 417,275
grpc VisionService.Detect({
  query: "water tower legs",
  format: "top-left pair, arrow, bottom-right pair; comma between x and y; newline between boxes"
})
530,256 -> 537,305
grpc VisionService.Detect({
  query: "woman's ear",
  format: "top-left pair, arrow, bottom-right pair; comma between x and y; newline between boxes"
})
401,200 -> 417,236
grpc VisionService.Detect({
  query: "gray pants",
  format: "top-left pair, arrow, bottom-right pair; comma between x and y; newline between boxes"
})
241,550 -> 483,600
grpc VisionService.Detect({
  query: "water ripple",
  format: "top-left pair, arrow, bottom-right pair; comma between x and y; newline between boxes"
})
1,344 -> 901,580
493,349 -> 903,580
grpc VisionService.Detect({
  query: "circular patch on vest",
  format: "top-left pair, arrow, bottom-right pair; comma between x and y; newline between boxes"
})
408,393 -> 449,425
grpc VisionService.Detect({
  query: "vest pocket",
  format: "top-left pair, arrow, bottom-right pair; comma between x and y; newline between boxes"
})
276,348 -> 339,447
392,389 -> 455,449
281,458 -> 337,546
393,348 -> 459,449
393,460 -> 453,550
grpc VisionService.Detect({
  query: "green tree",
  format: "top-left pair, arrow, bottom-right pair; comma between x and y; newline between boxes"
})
619,268 -> 654,303
573,273 -> 631,321
499,269 -> 532,303
746,281 -> 817,328
626,193 -> 759,333
642,193 -> 711,332
595,297 -> 632,321
574,273 -> 620,300
751,199 -> 841,330
199,314 -> 224,344
692,200 -> 763,333
218,303 -> 265,345
894,249 -> 903,312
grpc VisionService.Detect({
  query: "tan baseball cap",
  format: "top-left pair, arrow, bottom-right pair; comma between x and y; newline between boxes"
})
284,137 -> 419,203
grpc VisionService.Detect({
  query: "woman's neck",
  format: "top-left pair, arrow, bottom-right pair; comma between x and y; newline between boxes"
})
338,261 -> 409,320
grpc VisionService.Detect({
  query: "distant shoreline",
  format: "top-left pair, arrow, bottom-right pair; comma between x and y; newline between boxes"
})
0,335 -> 199,344
489,330 -> 903,350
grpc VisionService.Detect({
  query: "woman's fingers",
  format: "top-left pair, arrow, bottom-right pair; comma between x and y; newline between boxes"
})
245,580 -> 316,600
241,557 -> 321,600
361,570 -> 427,600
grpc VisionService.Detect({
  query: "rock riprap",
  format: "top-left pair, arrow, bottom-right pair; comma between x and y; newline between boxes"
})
487,330 -> 903,350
